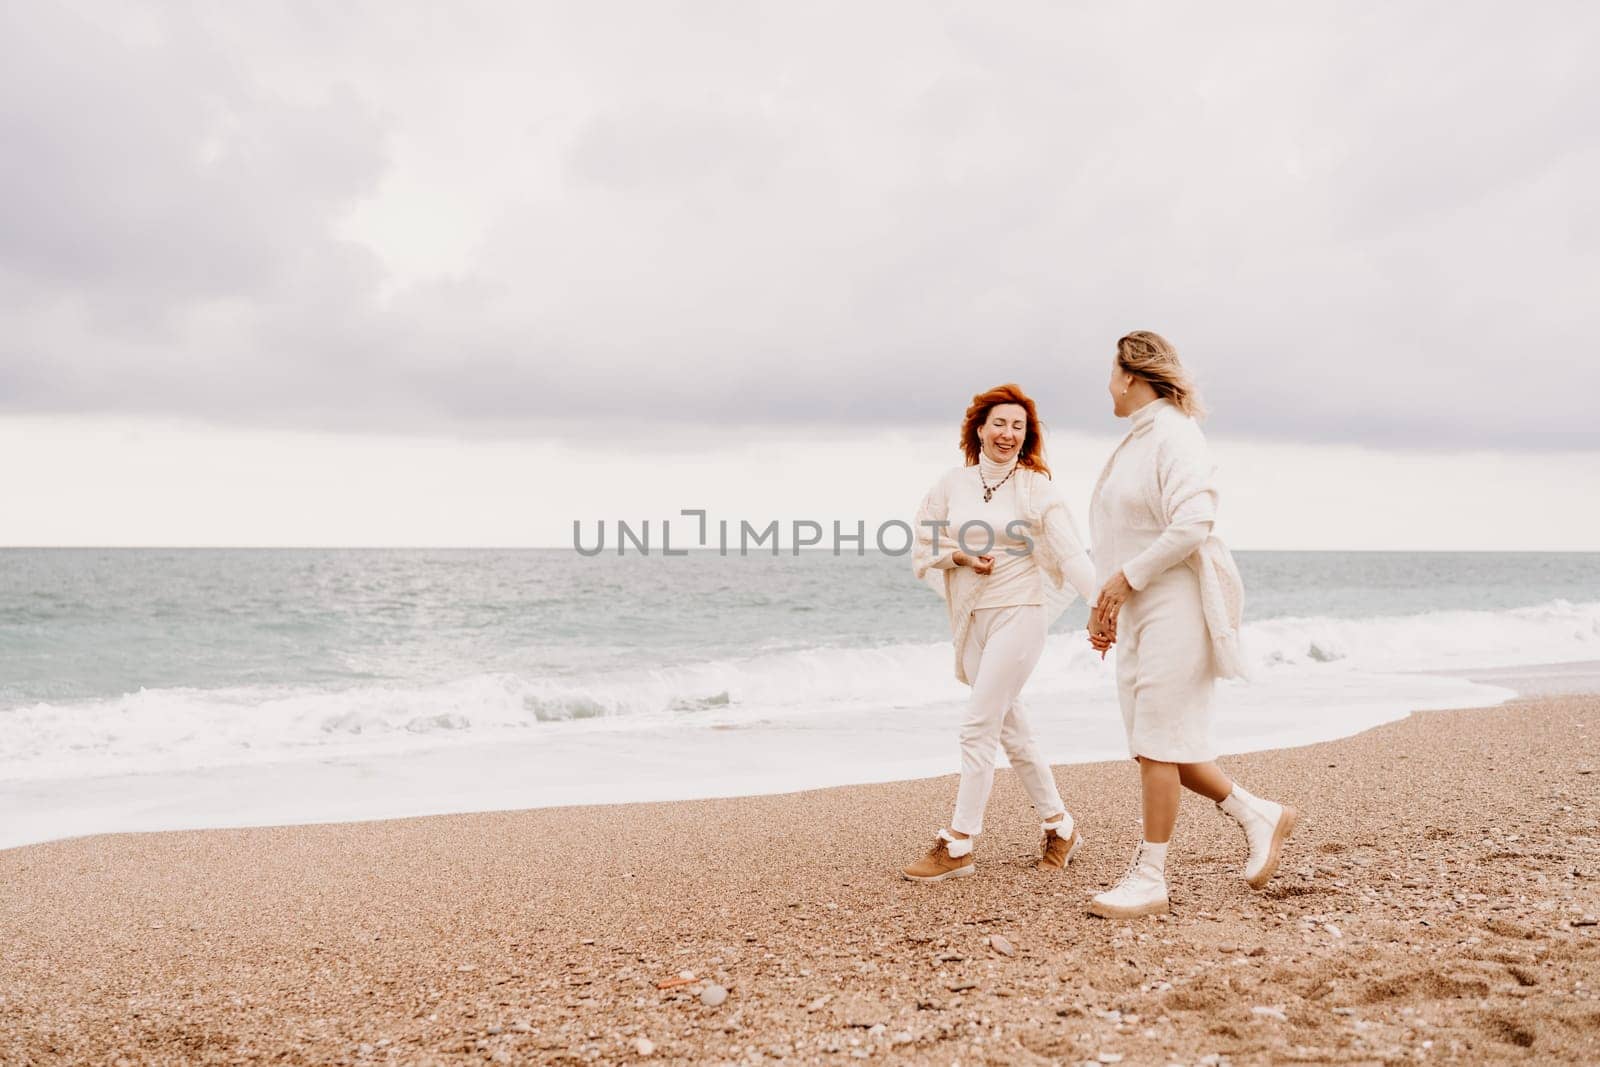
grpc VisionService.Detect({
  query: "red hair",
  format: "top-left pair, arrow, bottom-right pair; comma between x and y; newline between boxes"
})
958,383 -> 1051,477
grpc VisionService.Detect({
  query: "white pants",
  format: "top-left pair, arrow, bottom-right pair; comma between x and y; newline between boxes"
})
950,603 -> 1065,836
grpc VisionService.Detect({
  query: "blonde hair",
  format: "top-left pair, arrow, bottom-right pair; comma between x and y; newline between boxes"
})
1116,330 -> 1206,418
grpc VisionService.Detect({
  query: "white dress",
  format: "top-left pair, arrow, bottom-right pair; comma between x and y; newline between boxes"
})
1088,397 -> 1222,763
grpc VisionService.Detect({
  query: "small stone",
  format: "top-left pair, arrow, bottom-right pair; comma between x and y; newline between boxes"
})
1252,1005 -> 1288,1021
892,1030 -> 914,1045
989,934 -> 1016,957
1097,1053 -> 1125,1064
634,1037 -> 655,1056
867,1023 -> 887,1038
1572,917 -> 1598,928
836,993 -> 890,1027
700,984 -> 729,1007
1323,923 -> 1343,938
805,995 -> 833,1012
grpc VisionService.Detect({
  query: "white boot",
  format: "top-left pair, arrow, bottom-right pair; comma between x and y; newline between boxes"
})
1218,784 -> 1299,888
1088,840 -> 1169,918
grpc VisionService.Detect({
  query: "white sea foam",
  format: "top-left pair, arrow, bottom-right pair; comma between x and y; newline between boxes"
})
2,599 -> 1594,790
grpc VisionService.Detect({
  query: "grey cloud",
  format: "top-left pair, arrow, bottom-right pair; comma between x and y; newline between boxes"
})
0,1 -> 1595,450
0,5 -> 386,325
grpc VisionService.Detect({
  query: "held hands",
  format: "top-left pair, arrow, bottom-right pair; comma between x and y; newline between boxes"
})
952,550 -> 996,576
1093,570 -> 1133,633
1087,614 -> 1115,659
1088,570 -> 1135,660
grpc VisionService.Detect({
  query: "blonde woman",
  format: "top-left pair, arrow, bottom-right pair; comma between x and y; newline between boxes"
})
903,383 -> 1101,882
1085,331 -> 1299,918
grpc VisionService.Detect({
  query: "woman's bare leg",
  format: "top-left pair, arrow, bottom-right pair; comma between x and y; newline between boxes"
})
1177,761 -> 1234,803
1138,757 -> 1181,844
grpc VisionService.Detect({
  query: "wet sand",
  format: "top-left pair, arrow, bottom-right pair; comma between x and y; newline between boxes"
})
3,695 -> 1599,1065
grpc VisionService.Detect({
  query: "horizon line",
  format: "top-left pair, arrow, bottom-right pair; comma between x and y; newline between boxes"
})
2,545 -> 1597,554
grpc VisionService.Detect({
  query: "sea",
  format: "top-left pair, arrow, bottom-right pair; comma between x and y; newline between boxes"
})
3,548 -> 1598,849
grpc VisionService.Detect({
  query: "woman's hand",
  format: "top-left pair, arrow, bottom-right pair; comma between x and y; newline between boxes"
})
952,550 -> 996,575
1087,613 -> 1116,659
1092,570 -> 1134,635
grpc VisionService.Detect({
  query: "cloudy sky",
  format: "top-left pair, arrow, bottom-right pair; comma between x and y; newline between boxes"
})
2,2 -> 1595,548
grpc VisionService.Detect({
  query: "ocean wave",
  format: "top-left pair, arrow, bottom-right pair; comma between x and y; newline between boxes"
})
1,598 -> 1595,782
1242,598 -> 1600,672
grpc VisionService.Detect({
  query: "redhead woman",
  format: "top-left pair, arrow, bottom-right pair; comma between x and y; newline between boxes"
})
903,383 -> 1101,882
1085,331 -> 1300,918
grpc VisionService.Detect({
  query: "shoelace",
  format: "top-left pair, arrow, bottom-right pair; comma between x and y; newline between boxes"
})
1114,847 -> 1148,887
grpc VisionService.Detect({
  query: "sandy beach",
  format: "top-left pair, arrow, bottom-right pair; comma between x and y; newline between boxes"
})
3,695 -> 1599,1066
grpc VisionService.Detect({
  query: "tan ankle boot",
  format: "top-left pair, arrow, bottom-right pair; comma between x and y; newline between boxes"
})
902,830 -> 975,883
1038,818 -> 1083,871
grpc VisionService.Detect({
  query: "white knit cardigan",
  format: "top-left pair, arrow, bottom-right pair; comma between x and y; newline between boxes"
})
1088,397 -> 1249,680
912,463 -> 1089,685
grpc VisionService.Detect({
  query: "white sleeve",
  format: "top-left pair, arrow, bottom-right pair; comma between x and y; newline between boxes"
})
912,472 -> 961,581
1121,426 -> 1217,591
1059,547 -> 1099,605
1036,479 -> 1099,604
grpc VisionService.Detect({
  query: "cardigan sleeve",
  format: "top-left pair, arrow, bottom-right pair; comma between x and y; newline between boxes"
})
1036,477 -> 1099,604
912,471 -> 961,582
1120,422 -> 1218,592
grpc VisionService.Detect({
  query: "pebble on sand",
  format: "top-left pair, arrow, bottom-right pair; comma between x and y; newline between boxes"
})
700,984 -> 729,1007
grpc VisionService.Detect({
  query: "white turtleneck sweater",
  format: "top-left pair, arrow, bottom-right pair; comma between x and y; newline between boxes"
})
1089,396 -> 1218,592
922,451 -> 1098,612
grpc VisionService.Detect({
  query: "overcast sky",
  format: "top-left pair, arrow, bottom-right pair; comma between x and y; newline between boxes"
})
2,3 -> 1596,547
